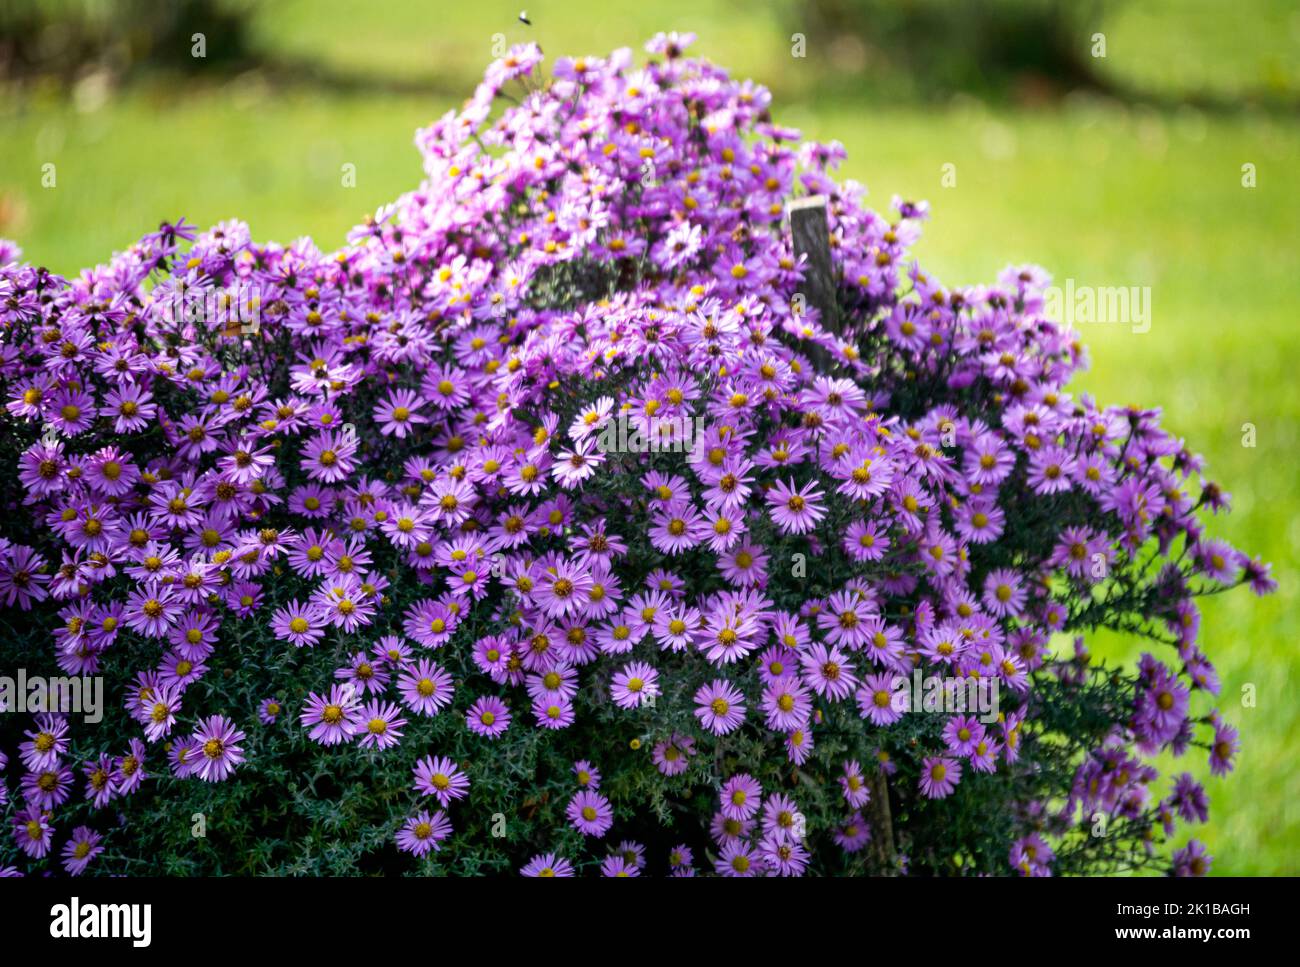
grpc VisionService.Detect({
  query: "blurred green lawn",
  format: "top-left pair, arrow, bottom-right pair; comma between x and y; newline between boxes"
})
1,0 -> 1296,873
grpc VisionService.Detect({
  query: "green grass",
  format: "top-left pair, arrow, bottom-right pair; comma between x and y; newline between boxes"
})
1,3 -> 1297,874
1102,0 -> 1300,100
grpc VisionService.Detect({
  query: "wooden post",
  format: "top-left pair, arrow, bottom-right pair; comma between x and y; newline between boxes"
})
789,194 -> 897,873
222,317 -> 259,338
867,771 -> 896,874
786,195 -> 837,370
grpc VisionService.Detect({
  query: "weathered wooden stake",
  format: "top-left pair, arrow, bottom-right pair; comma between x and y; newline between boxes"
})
866,771 -> 896,873
788,194 -> 897,873
786,195 -> 837,371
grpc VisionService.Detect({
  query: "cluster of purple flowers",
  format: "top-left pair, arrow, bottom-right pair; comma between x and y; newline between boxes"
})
0,33 -> 1272,876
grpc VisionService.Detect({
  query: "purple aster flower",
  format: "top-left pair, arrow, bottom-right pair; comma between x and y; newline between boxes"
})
715,840 -> 762,877
100,384 -> 156,432
112,739 -> 147,795
766,478 -> 827,534
652,735 -> 694,776
573,760 -> 601,790
396,810 -> 452,857
834,812 -> 871,853
720,773 -> 762,821
982,567 -> 1027,618
23,764 -> 73,810
1172,839 -> 1212,877
532,696 -> 575,729
136,680 -> 184,741
761,792 -> 807,844
567,790 -> 614,837
610,661 -> 660,710
1243,557 -> 1277,596
83,754 -> 116,807
258,697 -> 283,725
466,695 -> 511,738
1010,833 -> 1054,876
799,642 -> 858,700
397,658 -> 455,716
668,844 -> 695,876
533,559 -> 593,618
1026,445 -> 1076,495
358,700 -> 408,750
122,583 -> 179,638
762,674 -> 812,732
13,806 -> 53,859
300,427 -> 358,483
412,756 -> 470,807
313,577 -> 376,632
839,761 -> 872,809
521,852 -> 575,877
61,826 -> 104,876
1167,773 -> 1210,823
191,715 -> 246,782
168,740 -> 201,779
786,724 -> 816,765
649,499 -> 707,555
919,756 -> 961,799
596,853 -> 637,877
336,650 -> 391,697
693,679 -> 747,735
1209,719 -> 1239,776
943,716 -> 986,757
20,714 -> 70,771
817,589 -> 874,648
0,547 -> 52,613
760,834 -> 810,876
300,685 -> 364,745
373,389 -> 429,439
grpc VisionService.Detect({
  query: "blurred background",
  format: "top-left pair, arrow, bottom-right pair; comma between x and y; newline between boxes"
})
1,0 -> 1296,874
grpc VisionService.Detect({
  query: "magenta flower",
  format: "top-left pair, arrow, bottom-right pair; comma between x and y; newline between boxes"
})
13,806 -> 53,859
566,790 -> 614,837
521,852 -> 575,877
1172,839 -> 1212,877
412,756 -> 470,807
919,757 -> 962,799
398,658 -> 455,716
720,773 -> 762,821
258,697 -> 283,725
300,427 -> 358,483
373,389 -> 428,439
357,700 -> 408,750
765,478 -> 827,534
610,661 -> 659,710
762,675 -> 812,732
270,600 -> 327,644
61,826 -> 104,876
300,685 -> 364,746
396,810 -> 452,857
122,584 -> 179,638
693,679 -> 747,735
191,715 -> 246,782
799,642 -> 858,700
715,841 -> 762,877
466,695 -> 512,738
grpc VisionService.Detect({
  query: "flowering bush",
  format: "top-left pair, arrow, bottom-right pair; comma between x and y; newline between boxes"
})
0,34 -> 1273,877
